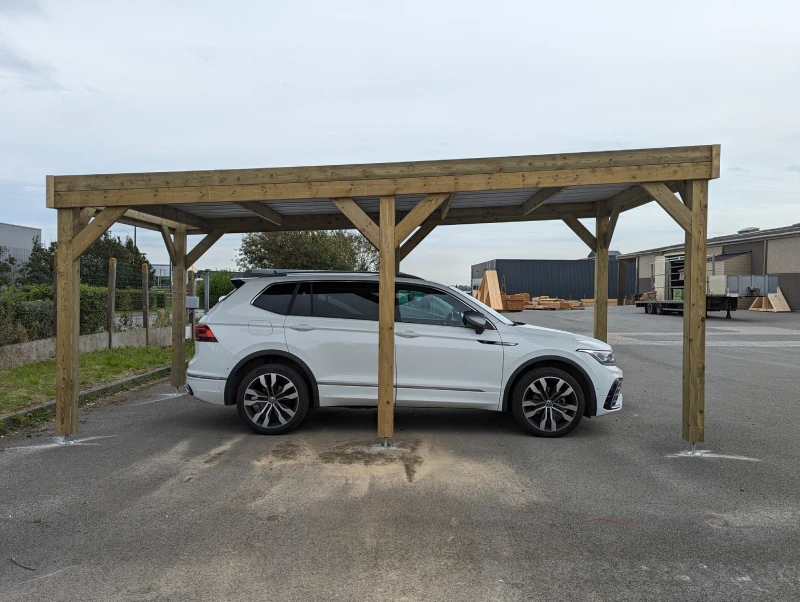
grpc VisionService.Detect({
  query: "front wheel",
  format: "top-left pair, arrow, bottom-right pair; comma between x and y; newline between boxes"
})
236,364 -> 309,435
511,367 -> 585,437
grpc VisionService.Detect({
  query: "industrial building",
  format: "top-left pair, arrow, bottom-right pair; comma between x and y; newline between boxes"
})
619,224 -> 800,310
0,221 -> 42,265
472,255 -> 637,302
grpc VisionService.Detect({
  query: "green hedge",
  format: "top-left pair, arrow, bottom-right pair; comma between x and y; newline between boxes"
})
0,284 -> 162,345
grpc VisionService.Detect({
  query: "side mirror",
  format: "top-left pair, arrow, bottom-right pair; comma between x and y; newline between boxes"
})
463,310 -> 487,334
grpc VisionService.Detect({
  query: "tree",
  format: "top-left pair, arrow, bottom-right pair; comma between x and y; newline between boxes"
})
79,232 -> 155,287
0,247 -> 16,286
236,230 -> 378,272
19,237 -> 56,285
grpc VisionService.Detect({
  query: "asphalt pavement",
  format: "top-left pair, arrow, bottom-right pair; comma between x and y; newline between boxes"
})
1,307 -> 799,601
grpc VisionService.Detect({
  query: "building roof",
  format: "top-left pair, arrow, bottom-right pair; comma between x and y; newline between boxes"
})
619,223 -> 800,258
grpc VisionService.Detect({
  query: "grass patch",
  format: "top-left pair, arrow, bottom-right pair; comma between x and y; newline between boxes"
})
0,342 -> 193,417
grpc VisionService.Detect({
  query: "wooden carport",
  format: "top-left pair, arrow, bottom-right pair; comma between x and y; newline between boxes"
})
47,144 -> 719,444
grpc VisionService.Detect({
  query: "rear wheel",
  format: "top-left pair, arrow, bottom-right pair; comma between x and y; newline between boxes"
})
645,304 -> 652,314
511,367 -> 585,437
655,303 -> 664,315
236,364 -> 309,435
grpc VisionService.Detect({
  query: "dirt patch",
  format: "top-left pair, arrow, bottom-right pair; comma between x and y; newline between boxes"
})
317,439 -> 423,482
269,441 -> 302,461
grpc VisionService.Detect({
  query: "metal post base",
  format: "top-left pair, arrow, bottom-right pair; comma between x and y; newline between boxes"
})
60,434 -> 75,445
381,437 -> 393,448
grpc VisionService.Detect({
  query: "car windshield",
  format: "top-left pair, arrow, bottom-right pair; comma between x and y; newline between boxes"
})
448,286 -> 515,325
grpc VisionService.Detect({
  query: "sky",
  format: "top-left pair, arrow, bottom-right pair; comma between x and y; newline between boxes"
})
2,0 -> 799,284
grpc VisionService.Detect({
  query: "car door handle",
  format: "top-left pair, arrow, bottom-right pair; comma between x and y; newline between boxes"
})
478,340 -> 517,346
397,330 -> 421,338
289,324 -> 315,332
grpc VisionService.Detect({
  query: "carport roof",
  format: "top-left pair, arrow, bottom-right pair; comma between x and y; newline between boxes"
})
47,145 -> 720,235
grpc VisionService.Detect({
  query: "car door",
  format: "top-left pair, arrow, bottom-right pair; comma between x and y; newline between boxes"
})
283,280 -> 390,407
395,284 -> 504,409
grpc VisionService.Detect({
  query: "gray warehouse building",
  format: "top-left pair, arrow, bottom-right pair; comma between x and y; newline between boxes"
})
472,256 -> 637,301
0,221 -> 42,265
619,224 -> 800,310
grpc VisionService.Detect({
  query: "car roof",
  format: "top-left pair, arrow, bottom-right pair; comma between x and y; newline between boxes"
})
233,272 -> 445,292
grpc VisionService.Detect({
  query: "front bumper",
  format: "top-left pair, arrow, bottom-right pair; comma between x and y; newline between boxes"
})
186,374 -> 226,405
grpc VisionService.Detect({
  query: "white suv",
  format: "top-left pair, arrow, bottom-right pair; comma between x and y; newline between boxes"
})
187,272 -> 623,437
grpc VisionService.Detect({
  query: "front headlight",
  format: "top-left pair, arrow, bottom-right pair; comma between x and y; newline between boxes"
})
577,349 -> 616,366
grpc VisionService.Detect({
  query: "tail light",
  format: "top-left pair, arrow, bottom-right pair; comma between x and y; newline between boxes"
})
195,324 -> 218,342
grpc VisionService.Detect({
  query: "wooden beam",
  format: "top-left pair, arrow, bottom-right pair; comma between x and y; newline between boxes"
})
605,205 -> 622,247
171,226 -> 187,388
331,197 -> 380,248
53,146 -> 717,192
161,225 -> 176,265
711,144 -> 721,179
520,187 -> 564,215
439,193 -> 455,219
640,182 -> 692,233
125,208 -> 199,231
395,193 -> 449,247
53,162 -> 717,208
683,180 -> 708,443
397,223 -> 436,263
72,206 -> 130,261
117,216 -> 164,232
235,201 -> 284,226
562,215 -> 597,253
594,203 -> 610,342
56,208 -> 80,435
377,195 -> 396,440
133,205 -> 205,229
605,185 -> 648,209
186,229 -> 226,267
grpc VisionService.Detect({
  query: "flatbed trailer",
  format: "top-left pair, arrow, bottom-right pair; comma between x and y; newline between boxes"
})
635,255 -> 779,319
635,295 -> 738,317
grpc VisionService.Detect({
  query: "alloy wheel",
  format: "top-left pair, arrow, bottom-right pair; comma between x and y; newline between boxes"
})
521,376 -> 579,433
243,373 -> 300,429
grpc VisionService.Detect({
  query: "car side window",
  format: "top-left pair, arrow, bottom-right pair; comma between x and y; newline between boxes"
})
252,282 -> 297,315
396,286 -> 479,328
312,281 -> 379,321
289,282 -> 312,316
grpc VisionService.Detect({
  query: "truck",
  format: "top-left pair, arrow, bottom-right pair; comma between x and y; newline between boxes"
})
635,255 -> 779,318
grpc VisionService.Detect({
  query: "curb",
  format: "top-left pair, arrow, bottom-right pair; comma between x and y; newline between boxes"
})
1,366 -> 171,426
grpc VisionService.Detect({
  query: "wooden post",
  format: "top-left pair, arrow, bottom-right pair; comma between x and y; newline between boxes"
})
187,269 -> 196,343
56,208 -> 80,436
682,180 -> 708,443
594,202 -> 609,342
106,257 -> 117,349
171,227 -> 187,387
377,195 -> 396,441
142,262 -> 150,346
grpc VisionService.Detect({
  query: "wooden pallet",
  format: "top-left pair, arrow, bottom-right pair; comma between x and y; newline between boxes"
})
750,287 -> 791,312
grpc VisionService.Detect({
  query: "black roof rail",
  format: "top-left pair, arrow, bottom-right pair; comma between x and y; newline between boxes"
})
239,269 -> 423,280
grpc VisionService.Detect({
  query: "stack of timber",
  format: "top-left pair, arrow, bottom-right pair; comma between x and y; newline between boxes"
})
503,293 -> 528,312
526,296 -> 583,310
580,298 -> 618,306
749,288 -> 791,313
475,270 -> 505,311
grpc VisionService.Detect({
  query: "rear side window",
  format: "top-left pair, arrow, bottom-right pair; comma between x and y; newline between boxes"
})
290,282 -> 312,316
312,281 -> 379,321
252,282 -> 297,315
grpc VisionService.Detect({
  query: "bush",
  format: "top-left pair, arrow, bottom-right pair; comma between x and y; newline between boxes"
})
195,271 -> 235,308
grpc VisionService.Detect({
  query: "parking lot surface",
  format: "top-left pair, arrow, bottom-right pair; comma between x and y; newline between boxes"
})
2,307 -> 799,601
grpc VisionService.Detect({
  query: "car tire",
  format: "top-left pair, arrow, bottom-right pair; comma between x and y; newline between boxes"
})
511,367 -> 585,438
236,363 -> 309,435
644,304 -> 652,314
655,304 -> 664,315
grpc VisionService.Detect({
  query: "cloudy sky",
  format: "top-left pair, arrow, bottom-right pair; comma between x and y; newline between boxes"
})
2,0 -> 799,284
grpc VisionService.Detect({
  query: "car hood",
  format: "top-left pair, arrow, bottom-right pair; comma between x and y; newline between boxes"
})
513,324 -> 611,350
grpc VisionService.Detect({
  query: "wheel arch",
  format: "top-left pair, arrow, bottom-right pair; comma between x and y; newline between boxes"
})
502,356 -> 597,417
224,350 -> 319,408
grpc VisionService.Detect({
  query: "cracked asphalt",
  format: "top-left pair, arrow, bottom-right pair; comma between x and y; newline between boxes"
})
1,308 -> 799,601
